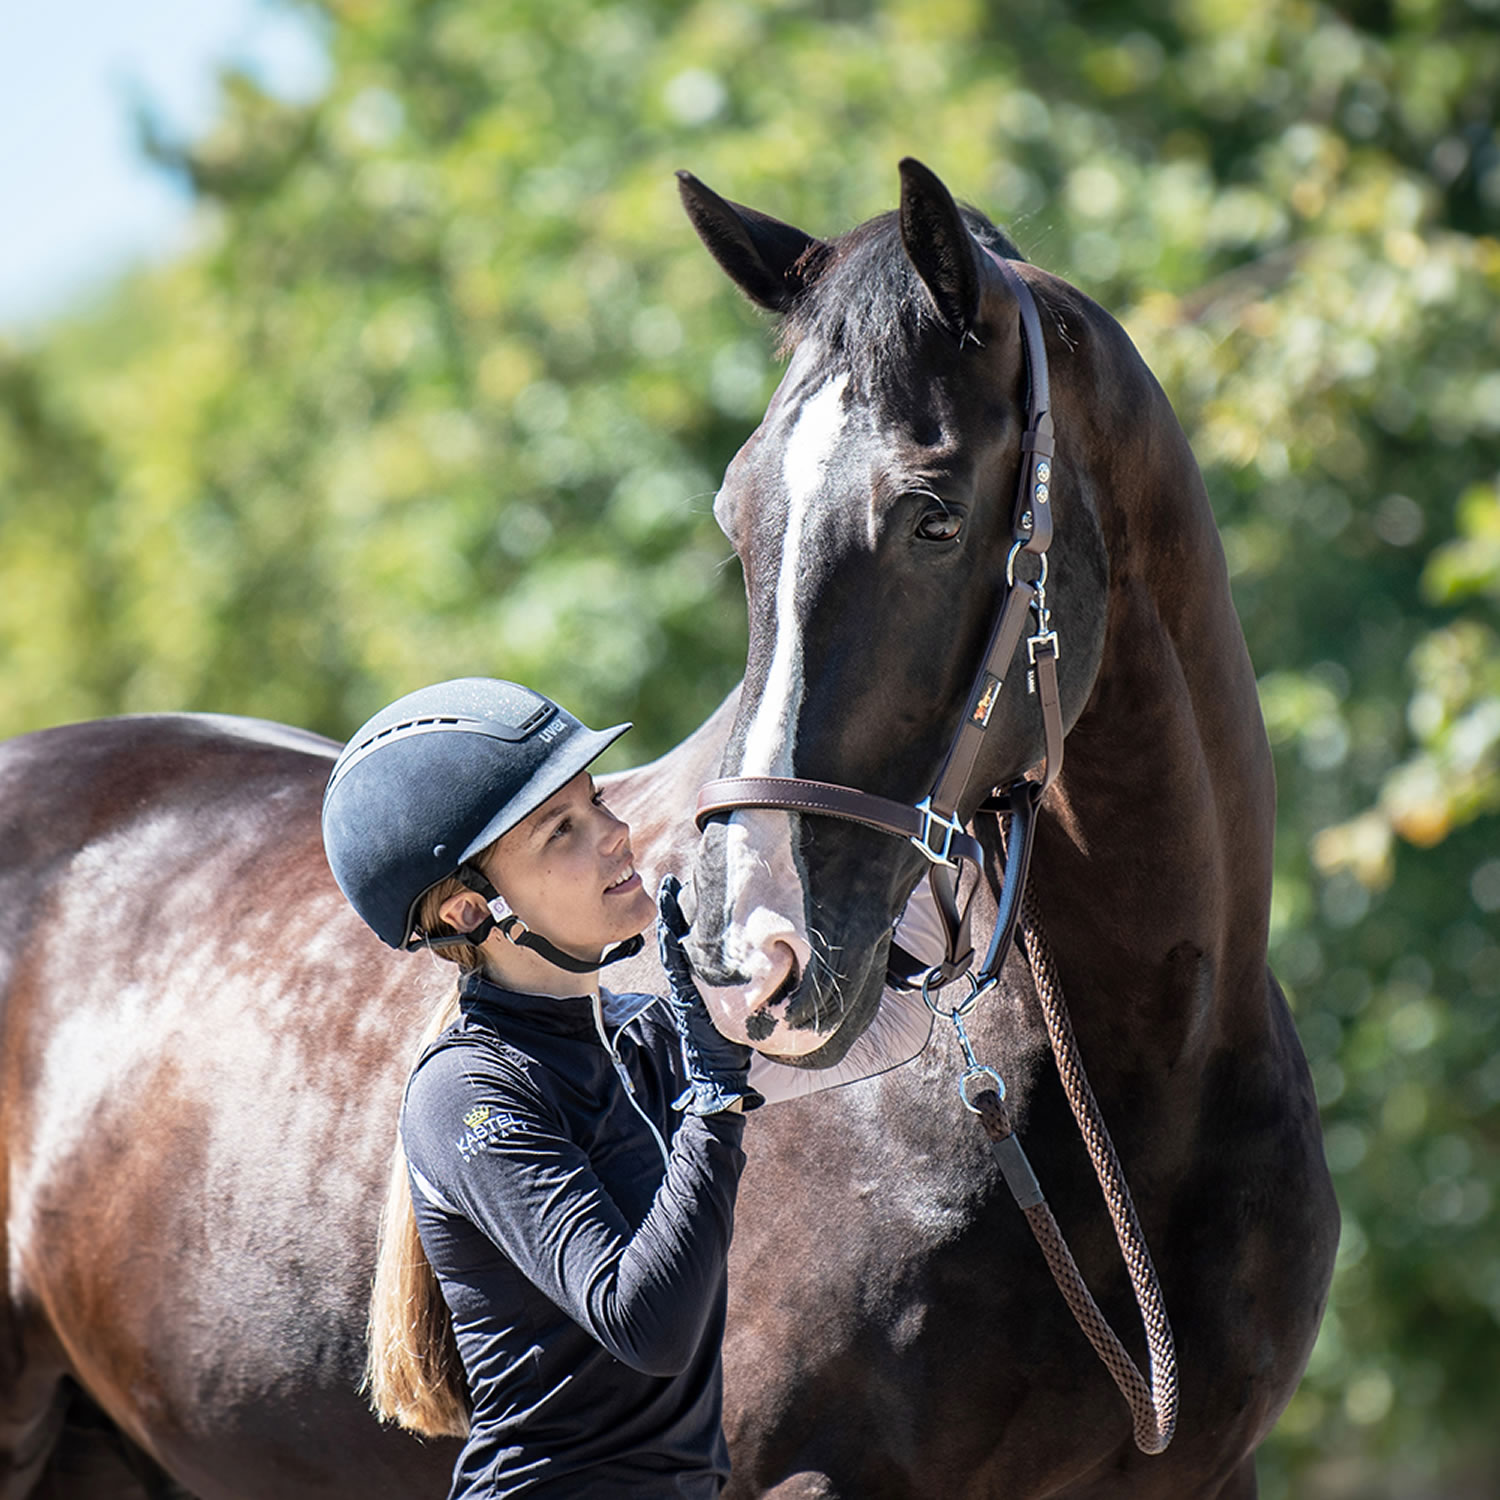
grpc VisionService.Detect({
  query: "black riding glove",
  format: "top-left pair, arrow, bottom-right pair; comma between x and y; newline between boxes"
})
657,874 -> 764,1116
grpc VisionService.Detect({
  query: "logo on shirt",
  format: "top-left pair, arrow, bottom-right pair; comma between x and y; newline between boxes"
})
455,1105 -> 514,1161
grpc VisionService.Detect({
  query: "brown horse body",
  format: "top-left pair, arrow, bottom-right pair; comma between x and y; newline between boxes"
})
0,163 -> 1336,1498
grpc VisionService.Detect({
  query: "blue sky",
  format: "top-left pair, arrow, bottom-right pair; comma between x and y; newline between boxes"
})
0,0 -> 328,332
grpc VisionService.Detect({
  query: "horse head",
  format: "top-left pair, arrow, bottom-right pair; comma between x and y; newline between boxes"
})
682,160 -> 1115,1066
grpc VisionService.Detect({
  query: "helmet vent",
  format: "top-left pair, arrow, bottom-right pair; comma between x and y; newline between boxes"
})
356,714 -> 463,752
512,704 -> 552,738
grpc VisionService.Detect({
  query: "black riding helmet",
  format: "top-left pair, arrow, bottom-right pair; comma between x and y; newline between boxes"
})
322,678 -> 638,968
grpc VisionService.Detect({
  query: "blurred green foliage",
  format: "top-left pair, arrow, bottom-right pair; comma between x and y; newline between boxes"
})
1,0 -> 1497,1493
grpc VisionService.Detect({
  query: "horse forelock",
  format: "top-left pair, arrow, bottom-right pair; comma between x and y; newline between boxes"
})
777,207 -> 1022,377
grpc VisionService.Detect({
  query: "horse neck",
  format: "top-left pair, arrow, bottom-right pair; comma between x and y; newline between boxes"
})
1022,432 -> 1276,1070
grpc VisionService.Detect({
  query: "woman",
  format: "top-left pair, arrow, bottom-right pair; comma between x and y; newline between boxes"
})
321,677 -> 760,1499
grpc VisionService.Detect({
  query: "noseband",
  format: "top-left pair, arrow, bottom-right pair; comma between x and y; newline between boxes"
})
694,249 -> 1065,997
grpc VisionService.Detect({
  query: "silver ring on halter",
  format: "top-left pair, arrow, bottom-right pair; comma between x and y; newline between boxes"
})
960,1066 -> 1006,1113
921,968 -> 984,1019
1006,540 -> 1049,590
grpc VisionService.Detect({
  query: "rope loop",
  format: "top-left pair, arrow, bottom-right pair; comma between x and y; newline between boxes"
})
955,877 -> 1180,1457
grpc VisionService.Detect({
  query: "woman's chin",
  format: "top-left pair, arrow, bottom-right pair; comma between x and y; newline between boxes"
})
603,885 -> 657,941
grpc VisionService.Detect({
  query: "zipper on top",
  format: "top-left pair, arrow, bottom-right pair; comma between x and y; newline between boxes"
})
592,991 -> 672,1171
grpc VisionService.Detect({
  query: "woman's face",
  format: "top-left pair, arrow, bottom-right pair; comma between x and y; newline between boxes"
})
482,770 -> 657,960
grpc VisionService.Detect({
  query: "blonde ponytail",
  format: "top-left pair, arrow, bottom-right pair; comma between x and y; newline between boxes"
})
365,873 -> 489,1435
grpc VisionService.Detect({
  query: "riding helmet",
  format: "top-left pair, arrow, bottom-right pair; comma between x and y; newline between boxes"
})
321,677 -> 630,950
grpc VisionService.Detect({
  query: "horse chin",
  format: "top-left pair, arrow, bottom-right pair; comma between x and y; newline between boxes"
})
754,1016 -> 869,1070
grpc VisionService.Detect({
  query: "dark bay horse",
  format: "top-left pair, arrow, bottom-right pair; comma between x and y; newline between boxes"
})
0,161 -> 1336,1498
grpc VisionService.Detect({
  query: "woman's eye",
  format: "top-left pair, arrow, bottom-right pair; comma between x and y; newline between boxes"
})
550,819 -> 571,841
916,509 -> 963,542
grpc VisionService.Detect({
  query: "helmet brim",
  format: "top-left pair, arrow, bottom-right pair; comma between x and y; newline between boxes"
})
455,720 -> 632,867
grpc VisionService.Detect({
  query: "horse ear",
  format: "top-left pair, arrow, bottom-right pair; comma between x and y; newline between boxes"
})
898,157 -> 982,341
676,171 -> 824,313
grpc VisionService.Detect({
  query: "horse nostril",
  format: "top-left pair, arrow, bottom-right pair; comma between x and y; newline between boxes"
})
743,944 -> 803,1043
759,941 -> 801,1011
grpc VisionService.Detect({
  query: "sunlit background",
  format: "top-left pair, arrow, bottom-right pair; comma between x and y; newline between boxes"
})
1,1 -> 1497,1496
0,0 -> 326,327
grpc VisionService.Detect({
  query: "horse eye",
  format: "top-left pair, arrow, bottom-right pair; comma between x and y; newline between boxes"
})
916,510 -> 963,542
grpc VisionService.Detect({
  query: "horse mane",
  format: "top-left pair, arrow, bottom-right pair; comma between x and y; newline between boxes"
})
778,206 -> 1025,384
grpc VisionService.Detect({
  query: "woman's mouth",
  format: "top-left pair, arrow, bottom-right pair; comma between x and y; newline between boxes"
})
604,863 -> 641,897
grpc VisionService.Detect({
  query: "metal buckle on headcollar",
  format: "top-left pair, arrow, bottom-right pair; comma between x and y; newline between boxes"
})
909,796 -> 967,870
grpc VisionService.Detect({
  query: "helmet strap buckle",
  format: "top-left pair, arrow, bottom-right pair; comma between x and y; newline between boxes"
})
452,862 -> 643,975
494,907 -> 528,943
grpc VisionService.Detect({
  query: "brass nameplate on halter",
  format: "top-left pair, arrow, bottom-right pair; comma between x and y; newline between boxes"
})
970,673 -> 1003,728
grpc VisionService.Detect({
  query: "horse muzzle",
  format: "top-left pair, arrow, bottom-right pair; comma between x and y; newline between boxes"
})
682,811 -> 837,1058
689,913 -> 824,1057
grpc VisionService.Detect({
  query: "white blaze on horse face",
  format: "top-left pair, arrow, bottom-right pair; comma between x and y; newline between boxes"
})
700,371 -> 849,1054
742,370 -> 849,777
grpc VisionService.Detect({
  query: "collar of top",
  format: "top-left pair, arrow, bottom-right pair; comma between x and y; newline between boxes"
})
459,971 -> 657,1038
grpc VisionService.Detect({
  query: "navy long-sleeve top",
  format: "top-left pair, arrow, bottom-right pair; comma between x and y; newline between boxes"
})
400,971 -> 748,1499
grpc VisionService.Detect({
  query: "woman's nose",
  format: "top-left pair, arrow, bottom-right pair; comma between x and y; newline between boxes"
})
600,807 -> 629,852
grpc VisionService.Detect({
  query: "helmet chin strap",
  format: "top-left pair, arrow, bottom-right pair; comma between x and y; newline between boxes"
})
423,864 -> 644,974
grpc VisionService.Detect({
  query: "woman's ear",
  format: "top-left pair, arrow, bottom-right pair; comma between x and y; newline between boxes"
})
438,888 -> 493,937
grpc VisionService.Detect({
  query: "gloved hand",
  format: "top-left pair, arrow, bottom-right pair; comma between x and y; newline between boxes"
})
657,874 -> 763,1116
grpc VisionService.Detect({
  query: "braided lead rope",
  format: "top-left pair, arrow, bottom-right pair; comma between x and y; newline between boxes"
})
1010,877 -> 1179,1454
979,1080 -> 1166,1451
